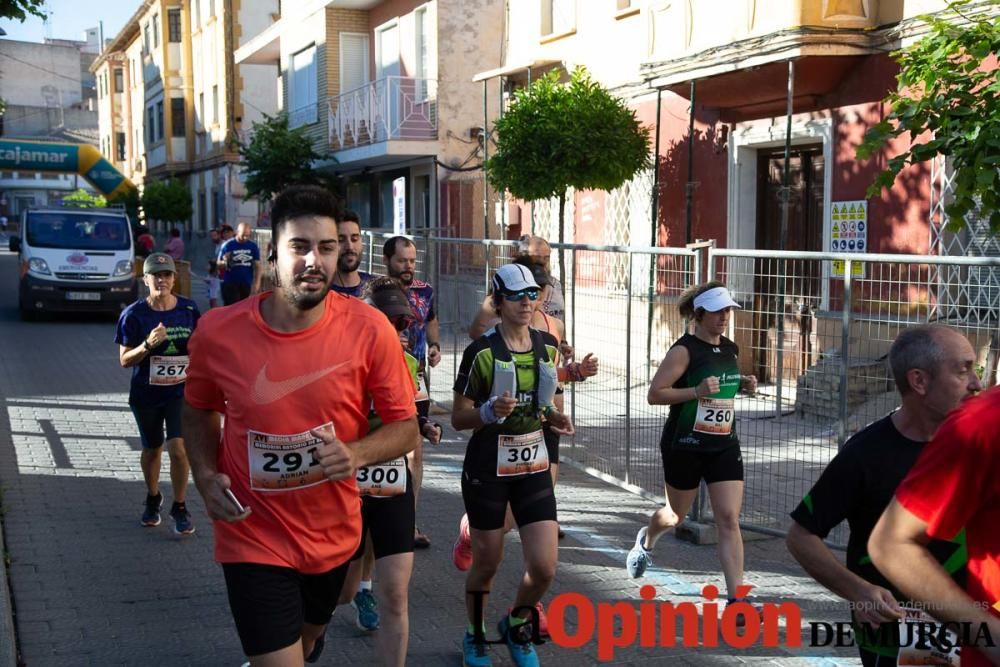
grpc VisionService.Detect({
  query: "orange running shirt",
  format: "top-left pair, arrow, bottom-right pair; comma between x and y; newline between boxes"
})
185,291 -> 417,573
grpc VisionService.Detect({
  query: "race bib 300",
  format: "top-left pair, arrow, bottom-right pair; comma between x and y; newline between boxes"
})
356,457 -> 407,497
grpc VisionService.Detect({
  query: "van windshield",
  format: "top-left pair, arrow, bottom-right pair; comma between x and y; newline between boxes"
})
25,212 -> 131,251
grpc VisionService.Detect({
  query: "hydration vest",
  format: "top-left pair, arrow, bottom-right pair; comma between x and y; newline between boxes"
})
484,325 -> 558,415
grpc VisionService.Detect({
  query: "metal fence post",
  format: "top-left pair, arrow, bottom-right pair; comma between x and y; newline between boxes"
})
838,259 -> 853,450
570,247 -> 577,456
624,250 -> 634,484
367,234 -> 374,274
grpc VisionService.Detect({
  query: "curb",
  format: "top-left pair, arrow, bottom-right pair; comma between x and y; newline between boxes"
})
0,515 -> 18,667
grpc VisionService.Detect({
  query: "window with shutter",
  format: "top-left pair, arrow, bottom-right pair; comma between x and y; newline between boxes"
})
339,33 -> 369,94
290,45 -> 318,127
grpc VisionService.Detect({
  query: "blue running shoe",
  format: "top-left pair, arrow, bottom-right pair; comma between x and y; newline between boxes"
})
626,526 -> 652,578
498,615 -> 539,667
141,493 -> 162,527
461,631 -> 492,667
351,589 -> 379,631
170,502 -> 195,535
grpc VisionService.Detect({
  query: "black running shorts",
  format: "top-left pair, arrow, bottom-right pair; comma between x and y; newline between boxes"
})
660,442 -> 744,491
129,398 -> 183,449
543,424 -> 560,465
461,470 -> 557,531
351,467 -> 415,561
222,561 -> 349,657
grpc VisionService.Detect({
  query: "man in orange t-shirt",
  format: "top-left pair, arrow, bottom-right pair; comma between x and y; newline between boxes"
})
869,386 -> 1000,667
183,185 -> 418,666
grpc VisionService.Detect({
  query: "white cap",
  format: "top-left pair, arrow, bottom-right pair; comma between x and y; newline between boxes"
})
693,286 -> 740,312
492,263 -> 540,294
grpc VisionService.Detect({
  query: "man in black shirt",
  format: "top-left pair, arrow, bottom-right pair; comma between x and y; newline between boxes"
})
787,324 -> 981,666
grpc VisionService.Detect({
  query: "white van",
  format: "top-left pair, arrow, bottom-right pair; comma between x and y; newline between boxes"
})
11,207 -> 138,319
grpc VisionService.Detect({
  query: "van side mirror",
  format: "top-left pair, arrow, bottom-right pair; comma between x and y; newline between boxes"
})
8,236 -> 19,252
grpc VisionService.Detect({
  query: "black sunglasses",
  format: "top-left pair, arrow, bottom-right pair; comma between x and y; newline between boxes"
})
502,288 -> 540,302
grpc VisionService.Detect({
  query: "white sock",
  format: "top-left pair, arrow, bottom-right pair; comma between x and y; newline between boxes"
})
359,580 -> 373,592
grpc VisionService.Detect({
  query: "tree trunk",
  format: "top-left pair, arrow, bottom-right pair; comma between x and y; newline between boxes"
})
557,191 -> 566,293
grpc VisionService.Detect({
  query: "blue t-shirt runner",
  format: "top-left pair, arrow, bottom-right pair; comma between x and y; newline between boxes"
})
115,296 -> 200,406
219,238 -> 260,286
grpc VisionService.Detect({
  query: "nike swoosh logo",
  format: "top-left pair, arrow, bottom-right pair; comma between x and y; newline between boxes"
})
251,360 -> 352,405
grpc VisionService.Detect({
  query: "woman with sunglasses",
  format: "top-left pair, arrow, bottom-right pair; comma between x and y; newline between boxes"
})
625,282 -> 757,615
333,276 -> 440,667
453,264 -> 574,667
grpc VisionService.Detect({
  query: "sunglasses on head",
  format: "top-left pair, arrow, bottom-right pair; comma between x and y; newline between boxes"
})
502,288 -> 540,302
390,314 -> 416,332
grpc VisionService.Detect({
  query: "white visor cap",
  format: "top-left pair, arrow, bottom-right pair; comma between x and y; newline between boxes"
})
693,286 -> 740,312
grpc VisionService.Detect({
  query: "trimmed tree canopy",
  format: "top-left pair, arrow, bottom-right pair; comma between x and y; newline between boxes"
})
238,112 -> 330,202
141,178 -> 192,224
856,0 -> 1000,230
486,67 -> 651,202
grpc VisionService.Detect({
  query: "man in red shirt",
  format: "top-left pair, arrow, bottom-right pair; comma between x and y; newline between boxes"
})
183,184 -> 418,667
869,386 -> 1000,667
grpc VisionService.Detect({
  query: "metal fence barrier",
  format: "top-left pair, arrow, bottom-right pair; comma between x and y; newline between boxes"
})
252,227 -> 1000,548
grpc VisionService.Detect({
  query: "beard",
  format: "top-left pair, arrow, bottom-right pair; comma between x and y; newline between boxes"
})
338,252 -> 360,273
390,269 -> 414,286
280,271 -> 330,310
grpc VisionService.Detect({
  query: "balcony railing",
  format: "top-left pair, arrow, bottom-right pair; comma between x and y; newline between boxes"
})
328,76 -> 437,149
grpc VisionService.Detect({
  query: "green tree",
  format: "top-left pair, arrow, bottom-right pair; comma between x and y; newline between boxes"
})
108,186 -> 141,224
62,188 -> 106,208
856,0 -> 1000,230
486,67 -> 651,279
238,112 -> 334,202
140,178 -> 192,225
0,0 -> 46,21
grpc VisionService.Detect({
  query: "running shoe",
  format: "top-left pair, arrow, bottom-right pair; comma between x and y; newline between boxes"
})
510,603 -> 549,637
453,514 -> 473,571
498,615 -> 539,667
535,602 -> 549,637
141,493 -> 162,527
351,589 -> 380,631
625,526 -> 653,578
726,597 -> 758,628
170,502 -> 195,535
462,631 -> 492,667
414,526 -> 431,549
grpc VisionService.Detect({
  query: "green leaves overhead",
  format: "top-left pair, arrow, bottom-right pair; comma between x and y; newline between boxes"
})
485,67 -> 651,203
856,0 -> 1000,231
0,0 -> 46,22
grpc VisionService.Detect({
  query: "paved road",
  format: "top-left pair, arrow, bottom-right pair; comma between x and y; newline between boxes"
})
0,251 -> 860,666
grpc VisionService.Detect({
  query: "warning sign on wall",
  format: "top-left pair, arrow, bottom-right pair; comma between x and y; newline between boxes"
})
830,200 -> 867,279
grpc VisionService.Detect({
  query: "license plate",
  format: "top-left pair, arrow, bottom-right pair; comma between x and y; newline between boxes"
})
66,291 -> 100,301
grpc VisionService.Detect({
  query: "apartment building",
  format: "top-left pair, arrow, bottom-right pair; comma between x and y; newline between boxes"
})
235,0 -> 504,232
494,0 -> 999,259
0,34 -> 104,215
93,0 -> 278,231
